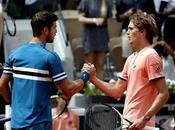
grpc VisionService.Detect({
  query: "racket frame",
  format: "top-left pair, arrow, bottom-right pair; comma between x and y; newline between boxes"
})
102,103 -> 132,129
51,95 -> 68,120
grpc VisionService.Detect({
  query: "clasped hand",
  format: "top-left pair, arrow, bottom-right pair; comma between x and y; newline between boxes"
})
81,63 -> 96,81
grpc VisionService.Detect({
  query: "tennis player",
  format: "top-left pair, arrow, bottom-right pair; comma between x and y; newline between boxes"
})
0,11 -> 88,130
83,11 -> 169,130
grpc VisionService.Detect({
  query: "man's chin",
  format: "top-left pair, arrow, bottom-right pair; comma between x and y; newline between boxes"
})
128,41 -> 133,45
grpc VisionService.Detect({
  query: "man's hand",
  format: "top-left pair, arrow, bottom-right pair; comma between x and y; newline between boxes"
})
88,64 -> 97,81
81,63 -> 91,73
81,63 -> 92,85
128,117 -> 147,130
124,8 -> 136,17
81,63 -> 97,82
93,18 -> 104,26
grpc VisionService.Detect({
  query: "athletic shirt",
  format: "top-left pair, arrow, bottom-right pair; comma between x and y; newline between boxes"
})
119,46 -> 164,126
3,43 -> 67,128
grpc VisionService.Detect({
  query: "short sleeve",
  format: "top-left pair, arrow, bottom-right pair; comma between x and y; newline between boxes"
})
3,52 -> 14,76
119,58 -> 130,81
48,52 -> 67,83
77,0 -> 88,13
145,53 -> 164,81
119,53 -> 135,81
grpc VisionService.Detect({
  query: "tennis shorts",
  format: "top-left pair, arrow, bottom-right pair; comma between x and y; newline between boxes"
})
12,121 -> 51,130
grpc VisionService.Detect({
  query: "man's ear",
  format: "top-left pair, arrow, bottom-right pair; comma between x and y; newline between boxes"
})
43,26 -> 49,35
140,29 -> 146,36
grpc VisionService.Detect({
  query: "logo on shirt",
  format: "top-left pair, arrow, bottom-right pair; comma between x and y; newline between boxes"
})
154,66 -> 160,73
133,64 -> 136,68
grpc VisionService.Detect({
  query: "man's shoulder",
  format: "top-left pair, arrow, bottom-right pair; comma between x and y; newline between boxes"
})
142,47 -> 158,55
144,47 -> 162,61
9,43 -> 28,55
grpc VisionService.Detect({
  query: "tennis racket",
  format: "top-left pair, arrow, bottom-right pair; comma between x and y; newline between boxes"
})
85,103 -> 159,130
0,116 -> 10,124
0,95 -> 68,124
85,103 -> 131,130
51,95 -> 68,120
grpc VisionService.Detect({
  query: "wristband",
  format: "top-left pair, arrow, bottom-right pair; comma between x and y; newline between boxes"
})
92,18 -> 96,23
80,71 -> 89,84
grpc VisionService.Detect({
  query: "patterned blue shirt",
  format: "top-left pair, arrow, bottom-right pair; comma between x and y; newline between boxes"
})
3,43 -> 67,128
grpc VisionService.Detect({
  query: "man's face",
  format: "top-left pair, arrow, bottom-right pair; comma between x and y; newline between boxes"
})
127,21 -> 142,47
46,22 -> 57,43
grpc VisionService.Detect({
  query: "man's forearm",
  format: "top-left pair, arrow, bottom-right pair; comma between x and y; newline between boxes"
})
1,85 -> 11,104
60,79 -> 84,99
144,91 -> 169,118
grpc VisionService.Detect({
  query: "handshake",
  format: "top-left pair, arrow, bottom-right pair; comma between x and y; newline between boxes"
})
80,63 -> 96,84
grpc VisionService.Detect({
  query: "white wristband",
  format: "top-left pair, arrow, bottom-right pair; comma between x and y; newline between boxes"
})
92,18 -> 96,23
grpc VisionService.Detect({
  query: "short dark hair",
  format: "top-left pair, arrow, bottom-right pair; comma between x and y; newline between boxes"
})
31,11 -> 58,36
129,11 -> 158,44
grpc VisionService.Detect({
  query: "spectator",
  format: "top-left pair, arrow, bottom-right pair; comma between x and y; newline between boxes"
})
162,0 -> 175,50
153,0 -> 175,80
24,0 -> 56,18
24,0 -> 41,18
78,0 -> 112,80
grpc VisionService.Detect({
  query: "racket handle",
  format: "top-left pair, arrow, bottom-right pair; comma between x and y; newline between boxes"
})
0,117 -> 11,124
144,126 -> 159,130
80,71 -> 89,84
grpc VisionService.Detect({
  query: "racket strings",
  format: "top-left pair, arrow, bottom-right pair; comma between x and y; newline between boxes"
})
85,104 -> 122,130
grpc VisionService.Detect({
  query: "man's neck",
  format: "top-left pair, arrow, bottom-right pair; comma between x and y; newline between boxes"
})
136,41 -> 151,52
31,37 -> 46,44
